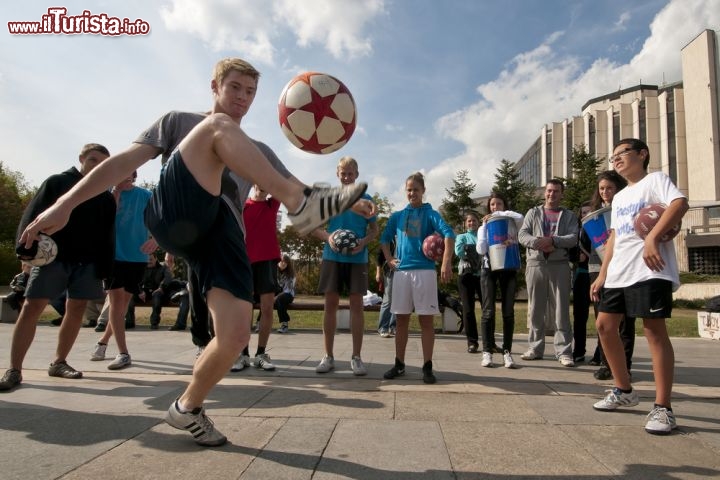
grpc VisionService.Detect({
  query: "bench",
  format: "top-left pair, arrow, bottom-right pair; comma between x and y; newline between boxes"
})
271,299 -> 460,333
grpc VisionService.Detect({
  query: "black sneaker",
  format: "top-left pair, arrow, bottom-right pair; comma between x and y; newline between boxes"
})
168,324 -> 186,331
422,360 -> 437,384
95,323 -> 107,333
0,368 -> 22,391
383,358 -> 405,379
594,366 -> 613,380
48,361 -> 83,379
467,344 -> 479,354
82,320 -> 97,328
50,317 -> 63,326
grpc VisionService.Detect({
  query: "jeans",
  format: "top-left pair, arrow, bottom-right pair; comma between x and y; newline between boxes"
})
457,272 -> 482,347
479,268 -> 517,352
572,270 -> 590,358
377,269 -> 396,331
274,292 -> 294,324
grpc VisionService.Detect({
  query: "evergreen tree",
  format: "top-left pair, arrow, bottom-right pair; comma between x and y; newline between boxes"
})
440,170 -> 478,230
561,145 -> 603,212
491,159 -> 539,215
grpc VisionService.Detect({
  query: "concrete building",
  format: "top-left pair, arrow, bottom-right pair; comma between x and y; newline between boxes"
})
513,29 -> 720,274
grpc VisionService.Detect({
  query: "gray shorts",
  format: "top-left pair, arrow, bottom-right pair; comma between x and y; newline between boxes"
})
317,260 -> 368,295
25,261 -> 104,300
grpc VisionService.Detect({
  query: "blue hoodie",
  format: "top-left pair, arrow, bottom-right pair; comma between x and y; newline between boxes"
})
381,203 -> 455,270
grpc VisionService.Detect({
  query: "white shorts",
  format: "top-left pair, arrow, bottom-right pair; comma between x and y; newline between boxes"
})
391,269 -> 439,315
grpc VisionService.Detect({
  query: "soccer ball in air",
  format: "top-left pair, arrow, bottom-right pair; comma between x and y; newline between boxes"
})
422,233 -> 445,262
633,203 -> 681,242
20,234 -> 58,267
278,72 -> 357,154
330,229 -> 360,255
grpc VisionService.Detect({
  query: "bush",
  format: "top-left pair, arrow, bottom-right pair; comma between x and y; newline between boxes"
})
0,240 -> 20,283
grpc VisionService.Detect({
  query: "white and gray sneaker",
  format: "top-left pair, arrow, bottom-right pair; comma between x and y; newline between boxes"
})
165,399 -> 226,447
316,355 -> 335,373
593,387 -> 640,411
288,183 -> 368,235
90,343 -> 107,361
645,406 -> 677,435
481,352 -> 493,367
253,353 -> 276,371
351,355 -> 367,376
231,354 -> 251,372
503,350 -> 516,369
108,353 -> 131,370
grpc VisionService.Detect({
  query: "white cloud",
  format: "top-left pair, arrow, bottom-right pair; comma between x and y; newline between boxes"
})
613,11 -> 632,31
427,0 -> 719,206
159,0 -> 385,65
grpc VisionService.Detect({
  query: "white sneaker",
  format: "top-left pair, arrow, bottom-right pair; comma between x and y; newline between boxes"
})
503,351 -> 516,369
165,399 -> 226,447
559,354 -> 575,367
593,387 -> 640,411
231,354 -> 251,372
316,355 -> 335,373
351,355 -> 367,376
481,352 -> 493,367
645,406 -> 677,435
90,343 -> 106,361
288,183 -> 368,235
521,350 -> 541,360
108,353 -> 131,370
253,353 -> 276,371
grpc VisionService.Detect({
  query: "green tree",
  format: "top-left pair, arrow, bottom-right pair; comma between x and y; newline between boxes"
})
440,170 -> 477,230
491,159 -> 539,215
0,162 -> 35,282
560,144 -> 603,212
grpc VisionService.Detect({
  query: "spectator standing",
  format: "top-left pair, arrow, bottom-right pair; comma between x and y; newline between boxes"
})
476,192 -> 524,368
518,179 -> 579,367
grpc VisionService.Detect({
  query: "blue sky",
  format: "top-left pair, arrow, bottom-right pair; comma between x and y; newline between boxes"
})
1,0 -> 718,215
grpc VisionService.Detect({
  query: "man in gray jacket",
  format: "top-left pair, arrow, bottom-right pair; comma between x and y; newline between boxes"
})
518,179 -> 578,366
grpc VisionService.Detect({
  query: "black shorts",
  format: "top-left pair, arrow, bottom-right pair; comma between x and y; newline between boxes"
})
252,260 -> 279,296
598,279 -> 673,318
104,261 -> 146,294
144,150 -> 253,303
317,260 -> 368,295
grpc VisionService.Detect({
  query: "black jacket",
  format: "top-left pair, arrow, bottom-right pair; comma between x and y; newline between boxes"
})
17,167 -> 116,279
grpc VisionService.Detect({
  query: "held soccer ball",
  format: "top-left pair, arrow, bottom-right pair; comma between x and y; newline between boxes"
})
633,203 -> 681,242
19,233 -> 58,267
278,72 -> 357,154
422,233 -> 445,262
330,229 -> 360,255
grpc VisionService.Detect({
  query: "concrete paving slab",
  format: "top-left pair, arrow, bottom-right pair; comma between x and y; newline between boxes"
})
0,324 -> 718,479
313,419 -> 454,479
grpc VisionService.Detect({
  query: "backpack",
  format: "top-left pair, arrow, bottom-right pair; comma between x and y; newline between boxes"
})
706,295 -> 720,313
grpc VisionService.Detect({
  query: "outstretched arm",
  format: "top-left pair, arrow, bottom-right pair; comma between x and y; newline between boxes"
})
20,143 -> 160,247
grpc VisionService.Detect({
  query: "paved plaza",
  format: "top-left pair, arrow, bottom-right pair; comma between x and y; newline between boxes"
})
1,322 -> 718,479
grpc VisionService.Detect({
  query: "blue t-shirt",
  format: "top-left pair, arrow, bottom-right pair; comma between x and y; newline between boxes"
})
115,186 -> 152,262
381,203 -> 455,270
322,192 -> 376,264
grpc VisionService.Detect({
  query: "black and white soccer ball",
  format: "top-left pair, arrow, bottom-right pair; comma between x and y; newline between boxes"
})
330,229 -> 360,255
20,233 -> 58,267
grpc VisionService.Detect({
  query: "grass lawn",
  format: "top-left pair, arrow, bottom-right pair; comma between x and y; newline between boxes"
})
38,302 -> 701,337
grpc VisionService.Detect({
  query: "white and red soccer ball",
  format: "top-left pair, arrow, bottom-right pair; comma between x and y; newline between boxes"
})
278,72 -> 357,154
330,229 -> 359,255
633,203 -> 681,242
422,233 -> 445,262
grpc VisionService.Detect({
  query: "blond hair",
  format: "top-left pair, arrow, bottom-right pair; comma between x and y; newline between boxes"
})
212,58 -> 260,85
337,155 -> 358,172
